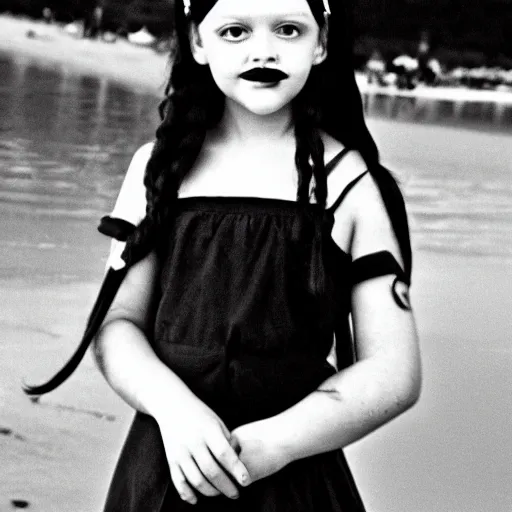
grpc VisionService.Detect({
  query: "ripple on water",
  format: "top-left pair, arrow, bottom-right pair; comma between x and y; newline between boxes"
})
404,176 -> 512,258
1,53 -> 511,261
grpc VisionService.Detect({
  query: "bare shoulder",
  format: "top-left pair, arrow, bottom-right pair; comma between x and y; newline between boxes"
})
137,141 -> 155,156
324,143 -> 403,266
321,131 -> 365,169
321,131 -> 345,161
109,141 -> 153,218
323,139 -> 368,210
121,141 -> 155,188
345,171 -> 404,266
130,141 -> 155,170
320,130 -> 365,178
106,251 -> 160,331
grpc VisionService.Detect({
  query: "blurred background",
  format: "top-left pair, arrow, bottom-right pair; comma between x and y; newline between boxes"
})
2,0 -> 512,78
0,1 -> 511,511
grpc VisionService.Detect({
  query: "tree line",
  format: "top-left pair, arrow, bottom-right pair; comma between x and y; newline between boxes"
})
1,0 -> 511,66
354,0 -> 512,68
0,0 -> 173,34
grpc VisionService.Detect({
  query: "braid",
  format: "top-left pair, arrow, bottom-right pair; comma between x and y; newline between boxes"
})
292,78 -> 327,208
121,34 -> 224,268
293,112 -> 313,205
23,0 -> 413,398
291,77 -> 333,306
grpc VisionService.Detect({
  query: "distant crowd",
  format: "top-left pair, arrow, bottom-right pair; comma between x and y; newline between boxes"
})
365,45 -> 512,92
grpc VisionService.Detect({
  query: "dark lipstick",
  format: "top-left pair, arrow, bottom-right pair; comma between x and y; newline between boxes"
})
239,68 -> 289,83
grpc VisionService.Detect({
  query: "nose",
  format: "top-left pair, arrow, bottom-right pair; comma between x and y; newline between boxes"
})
249,30 -> 278,65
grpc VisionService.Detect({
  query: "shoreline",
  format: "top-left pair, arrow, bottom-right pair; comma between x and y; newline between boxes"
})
2,250 -> 511,511
2,14 -> 512,105
0,14 -> 168,96
2,11 -> 512,512
357,76 -> 512,105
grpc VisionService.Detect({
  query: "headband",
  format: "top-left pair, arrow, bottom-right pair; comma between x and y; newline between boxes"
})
183,0 -> 331,25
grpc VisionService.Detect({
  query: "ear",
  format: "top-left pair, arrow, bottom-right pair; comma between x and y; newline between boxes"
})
189,23 -> 208,65
313,23 -> 328,65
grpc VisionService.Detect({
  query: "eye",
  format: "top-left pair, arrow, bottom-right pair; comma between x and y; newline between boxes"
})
275,24 -> 301,38
219,25 -> 250,42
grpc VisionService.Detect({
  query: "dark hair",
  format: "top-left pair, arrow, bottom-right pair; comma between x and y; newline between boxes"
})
23,0 -> 411,396
121,0 -> 411,280
123,0 -> 324,267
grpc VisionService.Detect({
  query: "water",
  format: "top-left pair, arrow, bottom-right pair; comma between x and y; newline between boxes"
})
0,52 -> 159,281
364,92 -> 512,132
1,51 -> 511,276
1,52 -> 511,512
0,53 -> 157,216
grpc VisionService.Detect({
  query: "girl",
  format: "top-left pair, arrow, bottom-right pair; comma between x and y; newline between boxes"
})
25,0 -> 422,509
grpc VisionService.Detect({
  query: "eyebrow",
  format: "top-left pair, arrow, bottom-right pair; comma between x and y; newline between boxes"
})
217,12 -> 311,20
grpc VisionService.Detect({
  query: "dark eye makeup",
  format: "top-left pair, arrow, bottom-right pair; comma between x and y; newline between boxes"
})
276,24 -> 302,38
217,20 -> 306,42
218,25 -> 249,41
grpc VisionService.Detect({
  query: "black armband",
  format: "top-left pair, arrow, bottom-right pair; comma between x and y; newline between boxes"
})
352,250 -> 412,311
98,216 -> 136,241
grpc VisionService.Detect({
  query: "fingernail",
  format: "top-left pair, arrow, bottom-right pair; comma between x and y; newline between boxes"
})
240,473 -> 250,485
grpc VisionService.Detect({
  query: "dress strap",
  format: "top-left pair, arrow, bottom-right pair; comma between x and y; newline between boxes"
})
325,147 -> 352,177
327,170 -> 369,213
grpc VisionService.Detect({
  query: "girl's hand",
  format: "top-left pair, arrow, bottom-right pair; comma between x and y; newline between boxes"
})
155,396 -> 252,505
231,420 -> 292,483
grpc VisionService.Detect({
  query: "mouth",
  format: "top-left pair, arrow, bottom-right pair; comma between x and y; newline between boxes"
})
239,68 -> 289,83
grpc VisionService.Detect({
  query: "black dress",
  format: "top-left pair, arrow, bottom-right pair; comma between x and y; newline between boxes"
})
103,152 -> 411,512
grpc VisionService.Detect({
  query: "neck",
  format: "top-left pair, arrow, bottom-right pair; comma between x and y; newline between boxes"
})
217,99 -> 294,145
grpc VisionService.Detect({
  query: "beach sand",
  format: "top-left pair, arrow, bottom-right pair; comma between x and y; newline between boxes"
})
0,15 -> 169,96
1,14 -> 511,512
2,244 -> 510,512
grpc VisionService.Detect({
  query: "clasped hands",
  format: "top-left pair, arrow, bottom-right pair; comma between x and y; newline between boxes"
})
156,397 -> 290,505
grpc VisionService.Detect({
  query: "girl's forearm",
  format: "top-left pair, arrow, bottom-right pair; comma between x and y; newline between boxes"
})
265,357 -> 421,463
93,319 -> 196,420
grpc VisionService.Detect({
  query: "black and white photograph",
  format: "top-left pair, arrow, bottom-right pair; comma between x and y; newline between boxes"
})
0,0 -> 510,511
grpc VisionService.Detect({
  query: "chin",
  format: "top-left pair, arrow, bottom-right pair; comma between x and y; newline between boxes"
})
231,94 -> 298,117
243,102 -> 290,116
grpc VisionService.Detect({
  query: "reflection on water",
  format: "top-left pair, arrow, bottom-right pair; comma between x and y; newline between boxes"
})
0,52 -> 158,219
363,92 -> 512,260
0,52 -> 159,281
364,92 -> 512,131
1,51 -> 511,512
406,176 -> 512,258
0,51 -> 511,269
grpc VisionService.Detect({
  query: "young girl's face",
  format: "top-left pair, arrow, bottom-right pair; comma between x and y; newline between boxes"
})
191,0 -> 327,116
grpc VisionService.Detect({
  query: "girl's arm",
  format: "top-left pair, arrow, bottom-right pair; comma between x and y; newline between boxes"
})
254,274 -> 420,463
232,174 -> 421,477
94,141 -> 251,502
93,251 -> 181,417
94,144 -> 191,417
94,252 -> 251,503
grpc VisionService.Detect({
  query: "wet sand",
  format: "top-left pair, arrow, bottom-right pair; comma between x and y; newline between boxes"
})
2,239 -> 510,512
1,13 -> 511,512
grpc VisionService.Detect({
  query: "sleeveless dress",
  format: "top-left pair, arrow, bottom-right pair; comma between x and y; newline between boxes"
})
102,149 -> 410,512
